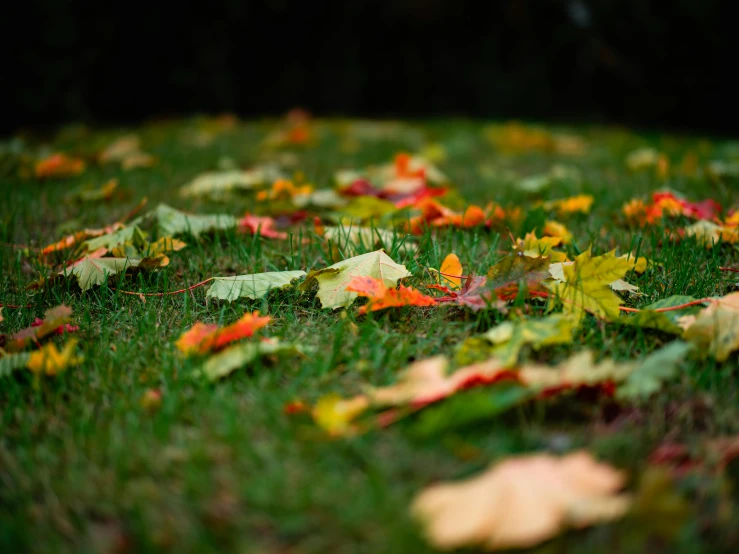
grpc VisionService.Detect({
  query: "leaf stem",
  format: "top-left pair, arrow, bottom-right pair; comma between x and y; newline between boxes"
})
111,277 -> 214,297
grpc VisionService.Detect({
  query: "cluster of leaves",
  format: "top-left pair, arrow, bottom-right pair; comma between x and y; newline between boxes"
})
4,115 -> 739,552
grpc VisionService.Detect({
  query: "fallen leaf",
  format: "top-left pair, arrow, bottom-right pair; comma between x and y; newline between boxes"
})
681,292 -> 739,361
412,451 -> 629,550
302,249 -> 411,310
176,312 -> 271,355
206,271 -> 307,302
620,295 -> 700,334
545,249 -> 633,322
35,153 -> 85,179
7,305 -> 73,352
153,203 -> 237,238
541,195 -> 594,216
26,339 -> 83,376
237,214 -> 287,239
480,314 -> 576,367
617,341 -> 694,400
346,275 -> 436,314
437,253 -> 463,289
198,339 -> 306,380
312,394 -> 370,436
71,178 -> 118,202
60,257 -> 141,291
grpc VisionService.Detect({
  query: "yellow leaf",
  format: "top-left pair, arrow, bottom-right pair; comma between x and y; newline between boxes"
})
545,249 -> 632,322
542,220 -> 573,244
312,394 -> 369,436
26,340 -> 83,376
434,253 -> 463,289
520,350 -> 636,391
412,451 -> 630,551
542,195 -> 594,216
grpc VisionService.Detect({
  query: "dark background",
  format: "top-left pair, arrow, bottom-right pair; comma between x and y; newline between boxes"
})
4,0 -> 737,134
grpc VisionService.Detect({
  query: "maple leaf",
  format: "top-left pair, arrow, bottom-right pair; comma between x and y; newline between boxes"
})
98,134 -> 156,170
346,276 -> 436,314
206,271 -> 307,302
6,305 -> 73,352
176,311 -> 271,356
153,203 -> 237,238
543,220 -> 573,243
681,292 -> 739,361
479,314 -> 576,367
35,153 -> 85,179
406,199 -> 487,234
545,249 -> 633,322
620,295 -> 700,334
255,179 -> 313,202
411,451 -> 629,551
302,249 -> 411,310
26,339 -> 83,376
60,257 -> 141,291
617,342 -> 694,400
198,339 -> 307,381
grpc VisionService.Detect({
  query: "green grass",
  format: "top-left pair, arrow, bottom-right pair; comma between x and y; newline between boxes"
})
2,118 -> 739,553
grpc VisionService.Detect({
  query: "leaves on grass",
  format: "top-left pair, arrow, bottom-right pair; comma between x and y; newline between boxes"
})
180,168 -> 283,197
206,271 -> 307,302
302,249 -> 411,309
411,451 -> 629,550
176,311 -> 271,355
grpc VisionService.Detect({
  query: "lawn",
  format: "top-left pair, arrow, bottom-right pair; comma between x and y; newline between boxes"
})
2,117 -> 739,554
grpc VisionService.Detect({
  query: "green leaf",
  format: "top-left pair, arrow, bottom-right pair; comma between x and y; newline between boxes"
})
481,314 -> 576,367
410,383 -> 534,437
305,249 -> 411,309
206,270 -> 307,302
197,340 -> 306,381
0,352 -> 31,378
60,258 -> 140,291
619,295 -> 699,334
153,203 -> 237,237
80,225 -> 147,253
339,196 -> 398,220
617,341 -> 694,400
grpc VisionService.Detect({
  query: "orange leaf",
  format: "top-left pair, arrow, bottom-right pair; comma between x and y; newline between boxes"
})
439,253 -> 463,289
35,153 -> 86,179
175,311 -> 271,355
412,451 -> 629,551
346,276 -> 436,315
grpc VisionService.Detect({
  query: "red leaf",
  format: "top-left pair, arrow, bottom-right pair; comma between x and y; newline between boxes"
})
176,311 -> 271,355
